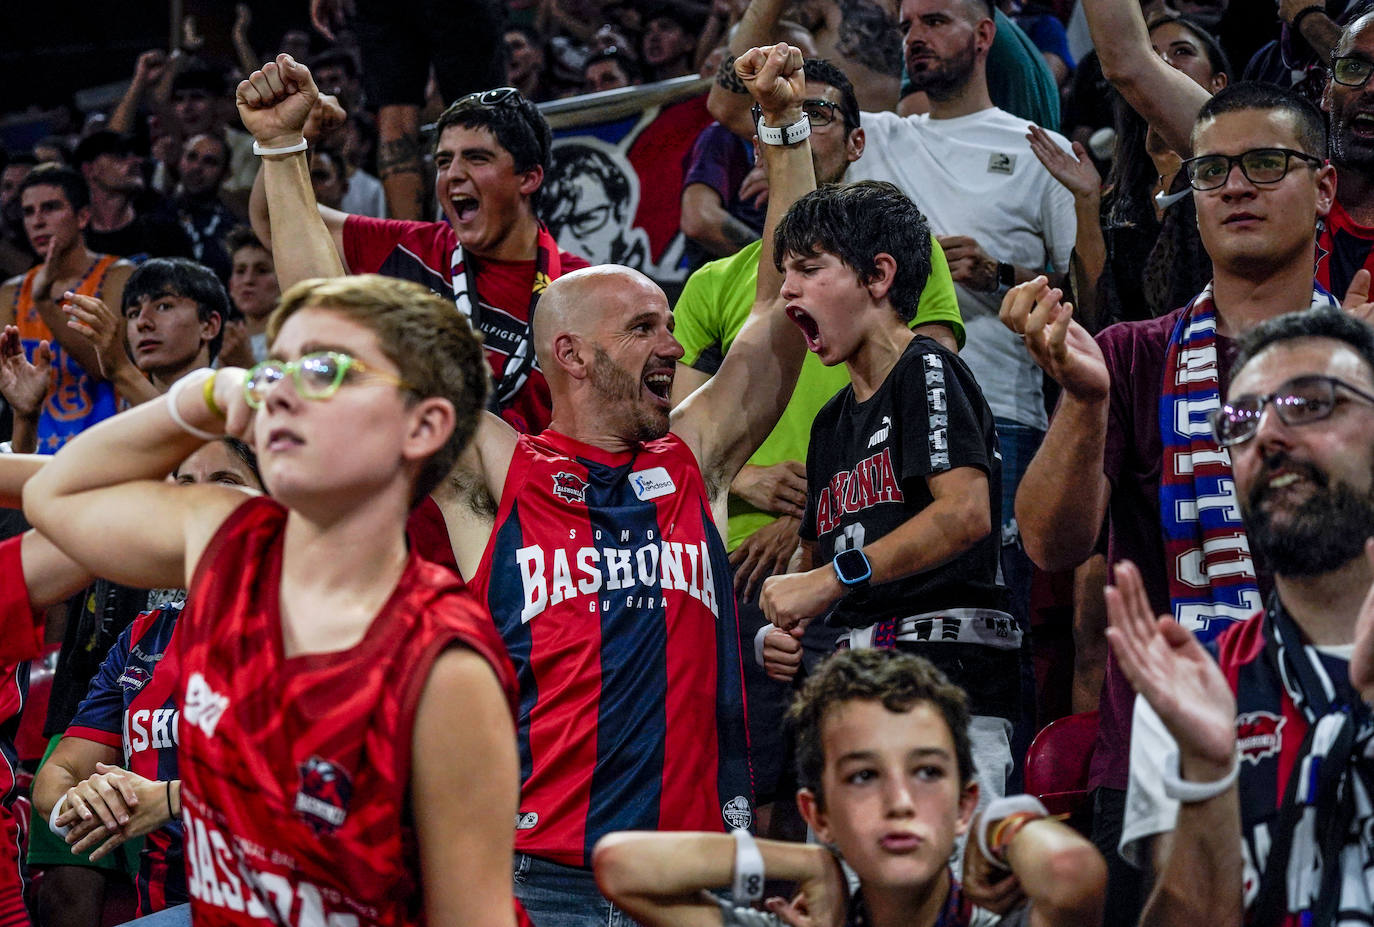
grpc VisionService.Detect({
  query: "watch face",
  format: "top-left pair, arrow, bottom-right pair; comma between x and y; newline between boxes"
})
833,548 -> 871,586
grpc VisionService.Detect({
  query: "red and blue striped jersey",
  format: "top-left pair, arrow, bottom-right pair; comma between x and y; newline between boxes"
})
67,603 -> 185,916
471,429 -> 754,867
176,496 -> 520,927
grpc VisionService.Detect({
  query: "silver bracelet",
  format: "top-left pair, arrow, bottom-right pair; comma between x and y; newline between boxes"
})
165,371 -> 221,442
252,138 -> 308,157
1161,749 -> 1239,803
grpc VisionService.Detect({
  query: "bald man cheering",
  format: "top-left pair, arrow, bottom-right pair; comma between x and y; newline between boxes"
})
431,44 -> 816,922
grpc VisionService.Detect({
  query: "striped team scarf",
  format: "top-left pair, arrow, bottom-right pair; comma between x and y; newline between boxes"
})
1253,598 -> 1374,927
1157,283 -> 1334,640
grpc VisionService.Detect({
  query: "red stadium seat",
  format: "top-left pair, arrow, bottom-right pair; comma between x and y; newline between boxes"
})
1024,710 -> 1099,818
14,646 -> 59,767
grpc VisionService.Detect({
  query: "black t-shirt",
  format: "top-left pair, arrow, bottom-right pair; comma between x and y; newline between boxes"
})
85,214 -> 195,263
802,336 -> 1008,624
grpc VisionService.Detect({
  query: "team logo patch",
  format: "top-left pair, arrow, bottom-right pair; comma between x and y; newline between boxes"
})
988,152 -> 1016,175
515,811 -> 540,830
722,795 -> 752,829
294,756 -> 353,834
629,466 -> 675,501
117,667 -> 152,692
553,471 -> 588,504
1235,711 -> 1285,765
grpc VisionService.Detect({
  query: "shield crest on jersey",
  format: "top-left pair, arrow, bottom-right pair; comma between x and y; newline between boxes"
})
553,471 -> 588,504
1235,711 -> 1285,765
294,756 -> 353,834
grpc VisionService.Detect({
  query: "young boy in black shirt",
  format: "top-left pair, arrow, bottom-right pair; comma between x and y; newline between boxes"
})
759,180 -> 1020,797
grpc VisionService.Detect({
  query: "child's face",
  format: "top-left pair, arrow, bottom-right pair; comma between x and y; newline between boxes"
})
800,699 -> 977,895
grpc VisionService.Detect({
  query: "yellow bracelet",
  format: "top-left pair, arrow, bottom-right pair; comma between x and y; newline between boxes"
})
202,370 -> 225,419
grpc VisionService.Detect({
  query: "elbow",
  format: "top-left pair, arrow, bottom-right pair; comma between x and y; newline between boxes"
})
22,472 -> 55,538
591,834 -> 640,908
678,208 -> 711,243
1031,843 -> 1108,924
1014,494 -> 1094,573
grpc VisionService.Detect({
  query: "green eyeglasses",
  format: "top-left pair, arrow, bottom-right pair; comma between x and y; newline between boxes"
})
244,351 -> 413,410
1332,56 -> 1374,88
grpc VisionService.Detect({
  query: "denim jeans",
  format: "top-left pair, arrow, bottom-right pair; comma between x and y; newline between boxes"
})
514,852 -> 643,927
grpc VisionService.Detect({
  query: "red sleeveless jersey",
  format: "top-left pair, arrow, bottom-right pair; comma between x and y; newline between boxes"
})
469,430 -> 754,867
176,496 -> 519,927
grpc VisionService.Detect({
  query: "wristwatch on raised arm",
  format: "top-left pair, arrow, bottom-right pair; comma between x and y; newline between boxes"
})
751,103 -> 811,147
996,261 -> 1016,293
832,547 -> 872,589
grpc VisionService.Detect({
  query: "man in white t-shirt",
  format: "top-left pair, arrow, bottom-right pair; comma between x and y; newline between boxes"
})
709,0 -> 1075,645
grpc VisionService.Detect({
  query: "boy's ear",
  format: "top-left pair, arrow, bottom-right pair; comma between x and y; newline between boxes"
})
954,779 -> 980,837
797,788 -> 831,844
864,252 -> 898,304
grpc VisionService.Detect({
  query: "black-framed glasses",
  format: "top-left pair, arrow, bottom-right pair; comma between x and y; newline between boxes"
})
801,99 -> 840,127
1181,147 -> 1324,191
455,86 -> 524,108
1332,55 -> 1374,88
1208,374 -> 1374,447
244,351 -> 414,410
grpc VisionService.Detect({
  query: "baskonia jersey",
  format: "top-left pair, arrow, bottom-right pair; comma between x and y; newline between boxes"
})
1315,200 -> 1374,301
471,430 -> 754,868
175,496 -> 519,927
67,603 -> 185,916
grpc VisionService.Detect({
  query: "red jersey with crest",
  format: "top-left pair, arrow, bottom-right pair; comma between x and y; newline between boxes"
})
470,430 -> 753,868
175,496 -> 521,927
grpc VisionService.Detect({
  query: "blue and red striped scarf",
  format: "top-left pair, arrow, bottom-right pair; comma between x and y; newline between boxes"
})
1157,282 -> 1335,642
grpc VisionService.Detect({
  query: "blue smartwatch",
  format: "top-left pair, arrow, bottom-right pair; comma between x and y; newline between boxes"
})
832,548 -> 872,589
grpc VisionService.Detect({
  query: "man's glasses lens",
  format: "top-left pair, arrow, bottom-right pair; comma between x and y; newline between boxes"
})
802,100 -> 837,127
1209,377 -> 1340,446
1334,56 -> 1374,87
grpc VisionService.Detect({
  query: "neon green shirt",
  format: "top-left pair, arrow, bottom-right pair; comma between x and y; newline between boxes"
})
674,237 -> 964,550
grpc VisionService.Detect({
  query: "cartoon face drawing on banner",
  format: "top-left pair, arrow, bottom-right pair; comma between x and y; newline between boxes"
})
544,139 -> 652,268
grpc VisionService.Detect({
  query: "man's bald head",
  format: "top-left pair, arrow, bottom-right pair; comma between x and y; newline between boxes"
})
533,264 -> 663,369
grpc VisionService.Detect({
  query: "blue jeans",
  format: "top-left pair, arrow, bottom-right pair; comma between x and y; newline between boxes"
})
514,852 -> 643,927
116,904 -> 191,927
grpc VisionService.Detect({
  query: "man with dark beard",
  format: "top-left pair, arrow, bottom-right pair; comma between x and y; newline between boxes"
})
1109,306 -> 1374,925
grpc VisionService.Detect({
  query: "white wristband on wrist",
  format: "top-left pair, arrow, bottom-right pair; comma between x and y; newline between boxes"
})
1161,749 -> 1239,803
48,795 -> 72,839
731,827 -> 764,903
252,138 -> 308,156
975,794 -> 1048,870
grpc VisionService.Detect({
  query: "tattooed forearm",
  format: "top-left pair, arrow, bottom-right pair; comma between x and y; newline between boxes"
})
716,53 -> 749,93
378,136 -> 424,177
837,0 -> 904,76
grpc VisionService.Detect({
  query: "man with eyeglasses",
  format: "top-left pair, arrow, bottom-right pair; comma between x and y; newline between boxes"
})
1000,79 -> 1374,924
1107,305 -> 1374,926
245,55 -> 590,436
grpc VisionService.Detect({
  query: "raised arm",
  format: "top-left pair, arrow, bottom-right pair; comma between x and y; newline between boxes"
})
1081,0 -> 1209,158
674,44 -> 812,500
1000,278 -> 1111,571
23,368 -> 254,590
706,0 -> 792,138
238,55 -> 351,286
1105,560 -> 1244,927
593,830 -> 846,927
432,412 -> 520,578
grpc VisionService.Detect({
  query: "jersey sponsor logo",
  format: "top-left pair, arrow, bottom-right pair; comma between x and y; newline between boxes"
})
722,795 -> 752,829
867,415 -> 892,449
553,471 -> 589,504
118,666 -> 152,692
183,672 -> 229,738
294,756 -> 354,834
988,152 -> 1016,175
629,466 -> 676,501
515,527 -> 719,623
125,707 -> 179,755
815,447 -> 903,536
1235,711 -> 1285,765
515,811 -> 539,830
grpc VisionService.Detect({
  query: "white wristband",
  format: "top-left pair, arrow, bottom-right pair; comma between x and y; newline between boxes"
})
252,138 -> 308,156
48,795 -> 72,839
166,371 -> 221,442
1161,749 -> 1239,803
731,828 -> 764,903
975,794 -> 1047,871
